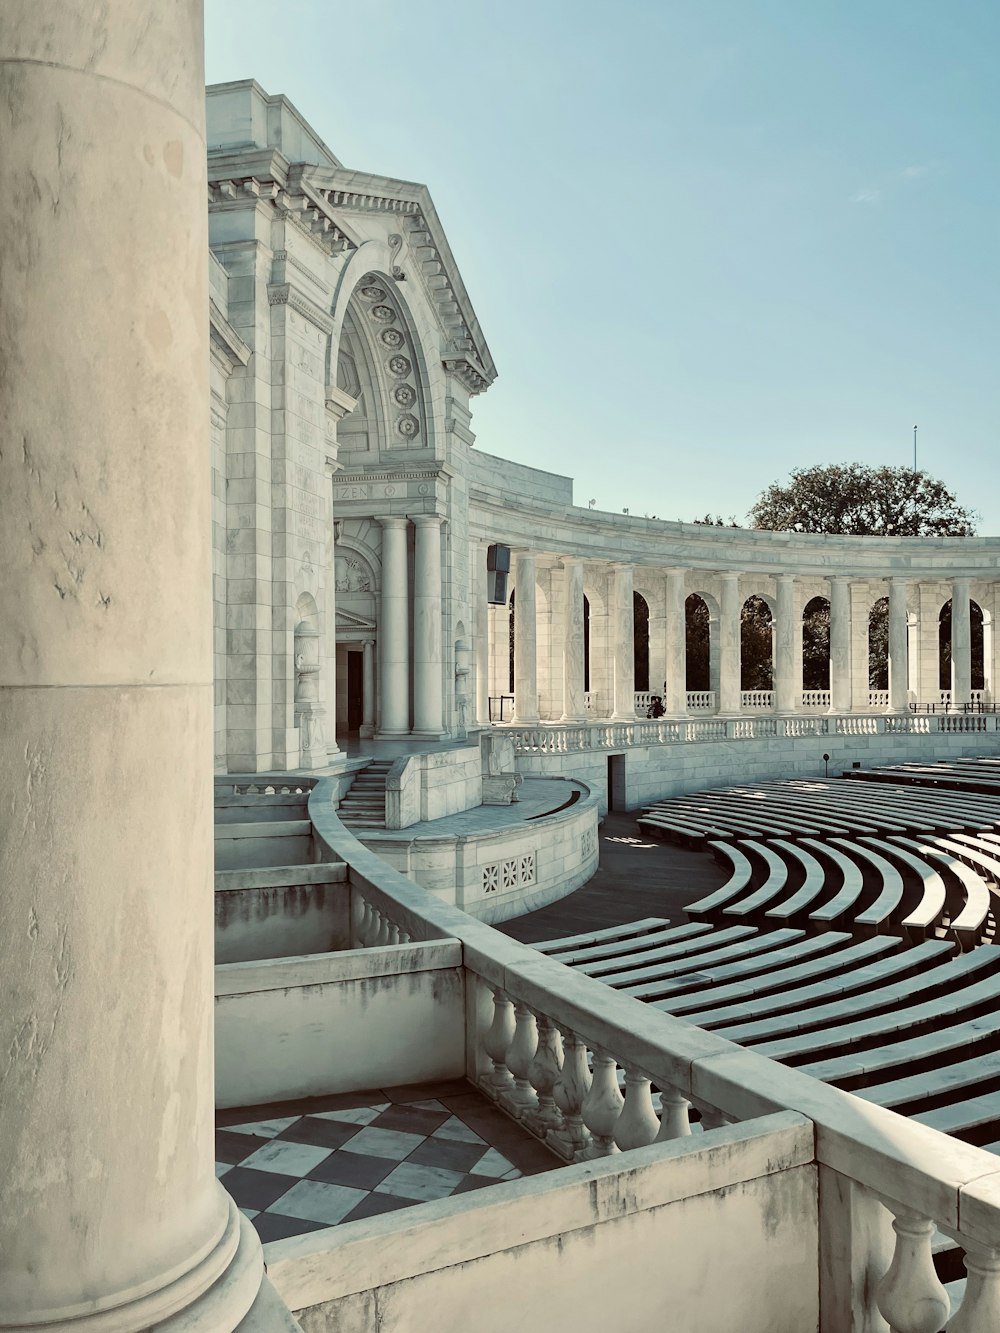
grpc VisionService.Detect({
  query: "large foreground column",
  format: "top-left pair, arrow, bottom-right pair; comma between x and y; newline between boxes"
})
0,2 -> 264,1328
888,577 -> 910,713
411,515 -> 444,737
610,563 -> 636,719
951,577 -> 972,709
829,577 -> 853,713
512,552 -> 539,723
560,557 -> 587,721
377,517 -> 410,736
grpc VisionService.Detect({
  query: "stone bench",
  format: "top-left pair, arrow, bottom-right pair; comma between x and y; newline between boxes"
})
888,834 -> 992,949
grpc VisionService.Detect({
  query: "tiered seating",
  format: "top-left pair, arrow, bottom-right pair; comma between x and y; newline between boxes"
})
532,757 -> 1000,1151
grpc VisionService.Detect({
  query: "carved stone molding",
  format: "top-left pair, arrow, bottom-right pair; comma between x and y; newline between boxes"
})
267,282 -> 335,334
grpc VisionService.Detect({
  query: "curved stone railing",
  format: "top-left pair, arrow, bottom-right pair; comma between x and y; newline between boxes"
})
501,711 -> 998,754
306,776 -> 1000,1330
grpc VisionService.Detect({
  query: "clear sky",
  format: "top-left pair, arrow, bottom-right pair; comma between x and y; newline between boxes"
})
205,1 -> 1000,532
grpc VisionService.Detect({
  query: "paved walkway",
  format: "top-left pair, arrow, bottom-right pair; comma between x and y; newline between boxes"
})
501,810 -> 726,944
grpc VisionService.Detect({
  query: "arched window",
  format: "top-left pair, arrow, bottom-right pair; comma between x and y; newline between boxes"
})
869,597 -> 889,690
740,596 -> 773,690
802,596 -> 831,691
939,599 -> 986,690
685,594 -> 710,691
633,592 -> 650,691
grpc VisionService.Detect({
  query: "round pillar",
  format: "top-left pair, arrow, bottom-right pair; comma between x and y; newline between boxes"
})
610,564 -> 636,719
411,515 -> 444,737
829,577 -> 852,713
361,638 -> 376,738
717,573 -> 742,715
377,517 -> 410,736
663,569 -> 688,718
474,545 -> 490,725
888,577 -> 910,713
560,558 -> 587,721
0,0 -> 264,1326
774,574 -> 798,714
512,552 -> 539,723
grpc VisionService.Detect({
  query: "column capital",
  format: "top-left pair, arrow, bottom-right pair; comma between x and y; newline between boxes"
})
377,514 -> 409,530
662,566 -> 688,578
409,512 -> 443,529
775,572 -> 797,585
718,569 -> 741,582
559,554 -> 586,570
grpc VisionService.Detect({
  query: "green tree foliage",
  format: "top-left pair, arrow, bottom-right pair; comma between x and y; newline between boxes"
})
748,464 -> 977,537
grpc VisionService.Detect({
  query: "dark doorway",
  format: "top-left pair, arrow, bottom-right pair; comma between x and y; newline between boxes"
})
347,650 -> 364,732
607,754 -> 627,812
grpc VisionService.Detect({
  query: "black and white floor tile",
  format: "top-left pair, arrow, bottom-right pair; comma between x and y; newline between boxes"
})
215,1080 -> 559,1243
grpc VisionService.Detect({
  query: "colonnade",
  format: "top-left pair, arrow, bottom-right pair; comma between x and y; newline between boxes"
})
376,514 -> 445,738
487,558 -> 992,722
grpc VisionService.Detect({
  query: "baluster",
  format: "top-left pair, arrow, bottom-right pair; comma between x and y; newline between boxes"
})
614,1069 -> 660,1150
352,891 -> 367,948
551,1026 -> 592,1160
357,896 -> 374,947
875,1209 -> 950,1333
482,989 -> 516,1099
582,1049 -> 624,1158
950,1242 -> 1000,1332
398,928 -> 411,944
374,909 -> 391,947
527,1012 -> 563,1133
386,921 -> 400,945
505,1003 -> 539,1117
654,1084 -> 691,1140
695,1102 -> 728,1132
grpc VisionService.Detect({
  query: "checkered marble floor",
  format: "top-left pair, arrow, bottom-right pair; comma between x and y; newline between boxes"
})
215,1079 -> 560,1243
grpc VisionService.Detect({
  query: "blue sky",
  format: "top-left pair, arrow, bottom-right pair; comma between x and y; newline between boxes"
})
205,1 -> 1000,532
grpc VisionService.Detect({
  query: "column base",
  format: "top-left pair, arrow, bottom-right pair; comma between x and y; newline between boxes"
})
375,729 -> 410,740
560,713 -> 588,724
359,724 -> 375,739
409,729 -> 445,740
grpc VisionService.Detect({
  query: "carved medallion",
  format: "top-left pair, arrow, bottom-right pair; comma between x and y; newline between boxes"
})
380,328 -> 404,349
393,383 -> 416,407
370,304 -> 395,323
397,414 -> 419,438
387,354 -> 411,377
360,285 -> 387,301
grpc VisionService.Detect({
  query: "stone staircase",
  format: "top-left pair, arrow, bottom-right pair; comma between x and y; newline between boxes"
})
337,760 -> 394,829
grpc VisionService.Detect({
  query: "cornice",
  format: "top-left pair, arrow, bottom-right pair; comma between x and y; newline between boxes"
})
267,282 -> 335,334
209,298 -> 252,372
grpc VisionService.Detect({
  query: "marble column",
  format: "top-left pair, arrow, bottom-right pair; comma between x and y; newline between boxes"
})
774,574 -> 798,714
560,557 -> 587,722
610,563 -> 636,719
951,577 -> 972,709
888,577 -> 910,712
512,552 -> 539,723
829,577 -> 852,713
474,544 -> 490,725
321,485 -> 341,758
718,573 -> 742,714
411,515 -> 444,737
361,637 -> 376,738
664,568 -> 688,717
0,0 -> 265,1326
378,517 -> 410,736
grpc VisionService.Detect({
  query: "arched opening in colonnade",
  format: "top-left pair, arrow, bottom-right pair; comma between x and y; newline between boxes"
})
740,596 -> 773,690
633,592 -> 649,691
802,596 -> 831,691
939,599 -> 986,693
508,588 -> 515,693
685,594 -> 710,691
869,597 -> 889,690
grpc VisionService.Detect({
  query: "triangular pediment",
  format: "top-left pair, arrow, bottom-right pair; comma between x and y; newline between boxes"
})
336,607 -> 376,634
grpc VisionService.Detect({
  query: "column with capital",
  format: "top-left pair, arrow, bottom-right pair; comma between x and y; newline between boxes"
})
378,516 -> 411,736
774,574 -> 798,714
411,514 -> 444,737
829,577 -> 853,713
663,569 -> 688,718
474,543 -> 490,724
560,557 -> 587,721
888,577 -> 910,712
610,563 -> 636,719
718,573 -> 742,714
951,577 -> 972,709
512,552 -> 540,723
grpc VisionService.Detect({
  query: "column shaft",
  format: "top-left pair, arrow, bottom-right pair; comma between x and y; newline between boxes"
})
774,575 -> 798,713
0,0 -> 263,1324
718,574 -> 741,714
512,553 -> 539,723
361,638 -> 376,737
560,558 -> 587,721
951,577 -> 972,707
663,569 -> 687,717
610,564 -> 636,719
888,578 -> 910,712
474,545 -> 490,724
411,515 -> 444,736
829,578 -> 852,713
378,518 -> 410,736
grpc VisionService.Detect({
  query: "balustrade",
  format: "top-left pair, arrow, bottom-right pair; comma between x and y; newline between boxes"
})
741,690 -> 774,709
686,690 -> 715,710
351,888 -> 411,949
870,690 -> 891,709
801,690 -> 832,709
876,1208 -> 950,1333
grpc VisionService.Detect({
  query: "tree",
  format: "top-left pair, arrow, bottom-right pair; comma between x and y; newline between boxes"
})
747,464 -> 977,537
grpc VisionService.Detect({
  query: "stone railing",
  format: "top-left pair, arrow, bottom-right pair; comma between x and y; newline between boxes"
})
584,691 -> 597,712
502,711 -> 1000,754
686,690 -> 715,710
304,778 -> 1000,1331
869,689 -> 890,709
801,689 -> 832,709
741,690 -> 773,709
